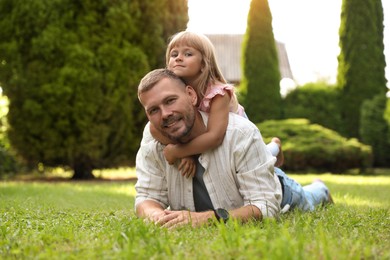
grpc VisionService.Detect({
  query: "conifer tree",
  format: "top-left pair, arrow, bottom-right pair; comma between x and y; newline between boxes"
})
0,0 -> 188,179
337,0 -> 387,137
241,0 -> 281,123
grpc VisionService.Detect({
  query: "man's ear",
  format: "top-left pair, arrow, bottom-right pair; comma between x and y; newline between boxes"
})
186,86 -> 198,106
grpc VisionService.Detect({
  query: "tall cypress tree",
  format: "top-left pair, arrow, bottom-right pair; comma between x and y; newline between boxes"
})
337,0 -> 387,137
241,0 -> 281,123
360,94 -> 390,166
0,0 -> 188,179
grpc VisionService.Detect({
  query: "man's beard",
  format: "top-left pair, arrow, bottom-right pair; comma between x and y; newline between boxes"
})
161,110 -> 195,143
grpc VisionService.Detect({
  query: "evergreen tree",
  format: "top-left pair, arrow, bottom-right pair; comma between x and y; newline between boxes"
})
360,94 -> 390,166
337,0 -> 387,137
241,0 -> 281,123
0,0 -> 188,179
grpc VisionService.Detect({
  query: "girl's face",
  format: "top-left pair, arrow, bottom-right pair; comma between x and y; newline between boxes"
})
167,45 -> 203,83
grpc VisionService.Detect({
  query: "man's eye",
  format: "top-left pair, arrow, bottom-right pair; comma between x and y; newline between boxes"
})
166,98 -> 176,104
148,108 -> 158,115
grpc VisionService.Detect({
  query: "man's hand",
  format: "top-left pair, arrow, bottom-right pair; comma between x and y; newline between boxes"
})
146,210 -> 169,223
136,200 -> 168,224
157,210 -> 214,229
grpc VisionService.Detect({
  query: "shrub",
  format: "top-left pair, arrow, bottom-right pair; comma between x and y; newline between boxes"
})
283,81 -> 343,132
258,118 -> 373,173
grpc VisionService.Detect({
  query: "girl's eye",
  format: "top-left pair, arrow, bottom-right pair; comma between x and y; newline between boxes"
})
170,51 -> 178,58
184,52 -> 192,57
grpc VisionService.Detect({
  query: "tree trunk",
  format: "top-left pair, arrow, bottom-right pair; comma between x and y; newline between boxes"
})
72,160 -> 94,180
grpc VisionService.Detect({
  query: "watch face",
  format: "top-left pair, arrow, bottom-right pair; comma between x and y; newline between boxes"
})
216,208 -> 229,222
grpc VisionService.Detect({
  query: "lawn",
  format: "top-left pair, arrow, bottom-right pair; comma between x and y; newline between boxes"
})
1,171 -> 389,259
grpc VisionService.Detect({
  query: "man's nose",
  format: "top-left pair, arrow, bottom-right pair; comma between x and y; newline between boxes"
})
161,106 -> 173,118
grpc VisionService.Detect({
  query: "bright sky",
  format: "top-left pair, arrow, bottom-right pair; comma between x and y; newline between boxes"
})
187,0 -> 390,87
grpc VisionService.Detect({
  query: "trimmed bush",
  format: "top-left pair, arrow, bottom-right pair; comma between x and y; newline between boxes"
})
283,81 -> 342,132
258,118 -> 373,173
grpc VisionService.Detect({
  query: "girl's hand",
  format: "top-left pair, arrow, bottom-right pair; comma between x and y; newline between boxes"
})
178,157 -> 196,178
163,144 -> 178,164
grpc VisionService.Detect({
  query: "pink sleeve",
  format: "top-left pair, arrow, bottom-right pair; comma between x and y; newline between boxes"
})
198,84 -> 235,113
236,104 -> 247,118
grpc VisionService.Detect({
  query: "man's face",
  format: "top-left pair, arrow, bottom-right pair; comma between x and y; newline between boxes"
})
139,77 -> 198,143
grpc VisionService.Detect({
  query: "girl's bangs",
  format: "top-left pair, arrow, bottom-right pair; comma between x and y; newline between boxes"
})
170,33 -> 203,51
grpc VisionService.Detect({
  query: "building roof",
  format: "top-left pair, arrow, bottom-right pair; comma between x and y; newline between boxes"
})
206,34 -> 294,83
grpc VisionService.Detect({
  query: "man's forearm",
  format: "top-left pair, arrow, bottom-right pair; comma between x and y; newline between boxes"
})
136,200 -> 166,222
229,205 -> 262,222
136,204 -> 262,228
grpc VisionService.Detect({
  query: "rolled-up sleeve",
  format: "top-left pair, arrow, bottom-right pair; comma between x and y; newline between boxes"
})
134,126 -> 169,210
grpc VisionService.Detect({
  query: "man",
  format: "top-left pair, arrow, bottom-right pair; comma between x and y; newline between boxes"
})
135,69 -> 332,229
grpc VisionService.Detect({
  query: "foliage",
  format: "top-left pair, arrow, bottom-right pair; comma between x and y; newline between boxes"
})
0,95 -> 20,176
0,147 -> 19,177
385,96 -> 390,123
258,119 -> 373,172
240,0 -> 282,122
1,174 -> 390,259
337,0 -> 387,137
360,94 -> 390,166
0,95 -> 10,152
283,81 -> 343,132
0,0 -> 188,179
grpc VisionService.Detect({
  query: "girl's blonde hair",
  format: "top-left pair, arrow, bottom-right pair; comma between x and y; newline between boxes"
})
165,31 -> 227,102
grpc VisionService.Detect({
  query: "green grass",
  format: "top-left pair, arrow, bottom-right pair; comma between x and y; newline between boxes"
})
1,172 -> 390,259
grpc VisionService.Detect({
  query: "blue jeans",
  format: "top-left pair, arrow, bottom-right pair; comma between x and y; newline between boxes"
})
275,168 -> 330,212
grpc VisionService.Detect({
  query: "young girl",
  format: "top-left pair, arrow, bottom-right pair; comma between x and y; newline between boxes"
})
150,31 -> 283,177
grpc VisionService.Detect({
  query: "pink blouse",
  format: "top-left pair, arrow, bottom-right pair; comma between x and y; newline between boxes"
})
198,84 -> 246,117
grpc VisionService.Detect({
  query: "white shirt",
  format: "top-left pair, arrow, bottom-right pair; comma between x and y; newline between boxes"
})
135,111 -> 282,218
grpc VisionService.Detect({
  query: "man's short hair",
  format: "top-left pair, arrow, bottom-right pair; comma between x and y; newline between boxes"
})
138,69 -> 186,98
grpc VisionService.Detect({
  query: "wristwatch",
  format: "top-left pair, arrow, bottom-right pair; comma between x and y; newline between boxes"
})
214,208 -> 229,223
